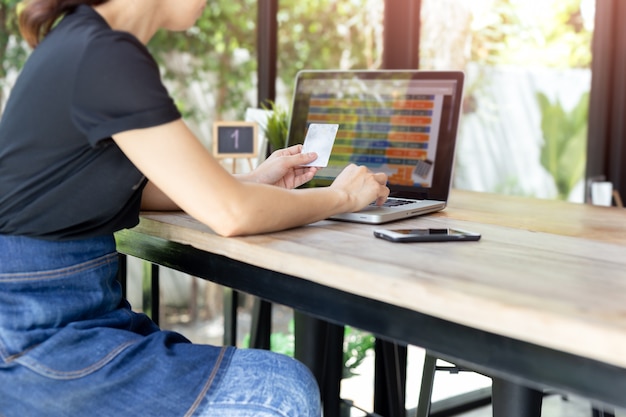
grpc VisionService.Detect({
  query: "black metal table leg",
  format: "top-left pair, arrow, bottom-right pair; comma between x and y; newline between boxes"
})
374,339 -> 407,417
416,353 -> 438,417
223,288 -> 239,346
324,323 -> 345,416
249,298 -> 272,349
592,408 -> 615,417
492,378 -> 542,417
117,253 -> 128,299
294,312 -> 344,417
150,264 -> 160,325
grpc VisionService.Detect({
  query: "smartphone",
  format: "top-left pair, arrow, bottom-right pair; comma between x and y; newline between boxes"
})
373,227 -> 481,243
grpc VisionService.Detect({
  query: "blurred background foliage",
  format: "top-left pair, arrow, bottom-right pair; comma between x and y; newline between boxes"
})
0,0 -> 594,201
0,0 -> 29,105
1,0 -> 591,116
461,0 -> 591,68
148,0 -> 383,120
0,0 -> 384,117
537,91 -> 589,200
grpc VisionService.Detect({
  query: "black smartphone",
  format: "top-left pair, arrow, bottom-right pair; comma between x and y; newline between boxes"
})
373,227 -> 481,243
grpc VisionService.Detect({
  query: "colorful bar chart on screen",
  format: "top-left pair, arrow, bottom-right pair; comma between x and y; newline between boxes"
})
303,89 -> 443,187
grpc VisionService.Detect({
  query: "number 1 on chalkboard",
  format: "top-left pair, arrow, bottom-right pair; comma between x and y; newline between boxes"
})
212,121 -> 258,160
231,129 -> 239,149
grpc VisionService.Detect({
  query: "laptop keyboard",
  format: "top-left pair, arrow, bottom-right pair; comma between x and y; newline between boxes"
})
370,198 -> 415,207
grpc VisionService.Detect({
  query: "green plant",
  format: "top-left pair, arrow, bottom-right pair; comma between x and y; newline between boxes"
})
240,322 -> 374,379
343,327 -> 375,379
537,91 -> 589,200
0,0 -> 30,108
261,102 -> 289,152
241,319 -> 295,357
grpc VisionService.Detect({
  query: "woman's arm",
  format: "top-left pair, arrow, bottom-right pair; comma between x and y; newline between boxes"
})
141,181 -> 180,210
113,119 -> 388,237
142,144 -> 316,211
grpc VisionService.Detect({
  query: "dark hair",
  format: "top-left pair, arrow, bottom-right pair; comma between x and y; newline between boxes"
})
19,0 -> 108,48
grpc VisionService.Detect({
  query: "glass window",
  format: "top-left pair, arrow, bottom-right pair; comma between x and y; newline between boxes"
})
420,0 -> 595,202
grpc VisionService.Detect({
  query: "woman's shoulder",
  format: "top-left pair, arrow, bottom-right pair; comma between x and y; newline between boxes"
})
35,5 -> 155,79
47,5 -> 146,55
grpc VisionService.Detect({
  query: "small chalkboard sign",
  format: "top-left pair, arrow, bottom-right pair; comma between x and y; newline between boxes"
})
213,121 -> 258,159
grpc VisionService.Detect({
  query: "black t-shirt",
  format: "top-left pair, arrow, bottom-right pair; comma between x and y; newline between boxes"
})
0,5 -> 181,240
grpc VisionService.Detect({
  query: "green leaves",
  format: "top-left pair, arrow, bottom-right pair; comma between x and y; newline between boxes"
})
277,0 -> 383,88
1,0 -> 382,117
148,0 -> 257,119
538,91 -> 589,200
261,102 -> 289,151
467,0 -> 592,68
0,0 -> 29,106
343,327 -> 374,379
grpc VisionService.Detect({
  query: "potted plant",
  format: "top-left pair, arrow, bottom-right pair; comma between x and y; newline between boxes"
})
261,102 -> 289,155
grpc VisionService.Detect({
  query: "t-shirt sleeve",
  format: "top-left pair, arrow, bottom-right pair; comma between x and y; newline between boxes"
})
71,33 -> 181,146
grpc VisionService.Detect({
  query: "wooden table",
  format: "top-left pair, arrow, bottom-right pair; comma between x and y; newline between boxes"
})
115,189 -> 626,415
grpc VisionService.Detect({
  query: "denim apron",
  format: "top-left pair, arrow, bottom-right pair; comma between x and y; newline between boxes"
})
0,234 -> 234,417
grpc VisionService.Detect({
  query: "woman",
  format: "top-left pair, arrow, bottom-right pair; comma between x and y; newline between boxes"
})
0,0 -> 389,416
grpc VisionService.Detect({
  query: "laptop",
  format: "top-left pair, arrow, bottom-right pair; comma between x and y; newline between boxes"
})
286,70 -> 465,224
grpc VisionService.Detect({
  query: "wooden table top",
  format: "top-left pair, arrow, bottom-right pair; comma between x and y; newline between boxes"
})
443,189 -> 626,244
130,189 -> 626,370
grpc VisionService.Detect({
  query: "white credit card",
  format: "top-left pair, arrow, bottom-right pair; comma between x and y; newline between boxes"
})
300,123 -> 339,167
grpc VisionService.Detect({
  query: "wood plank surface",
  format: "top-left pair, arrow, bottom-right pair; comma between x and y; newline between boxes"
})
443,189 -> 626,244
130,189 -> 626,369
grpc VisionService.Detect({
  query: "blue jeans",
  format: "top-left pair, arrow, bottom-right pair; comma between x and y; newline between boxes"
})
0,234 -> 320,417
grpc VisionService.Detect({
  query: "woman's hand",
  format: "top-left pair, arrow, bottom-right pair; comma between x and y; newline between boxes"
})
249,145 -> 320,189
330,164 -> 389,210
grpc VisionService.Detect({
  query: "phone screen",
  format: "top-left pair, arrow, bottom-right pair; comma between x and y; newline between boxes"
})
373,228 -> 481,242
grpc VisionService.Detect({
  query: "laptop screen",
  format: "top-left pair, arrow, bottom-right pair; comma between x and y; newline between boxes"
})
286,70 -> 464,201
